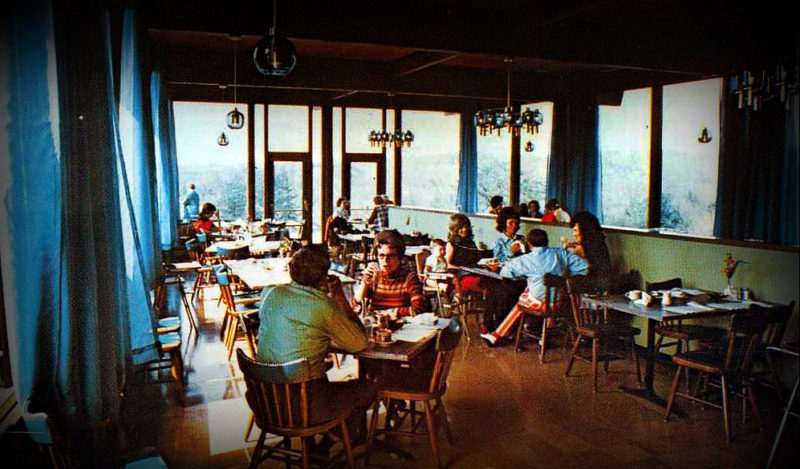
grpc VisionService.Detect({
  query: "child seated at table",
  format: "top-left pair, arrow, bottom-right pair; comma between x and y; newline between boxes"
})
423,238 -> 462,303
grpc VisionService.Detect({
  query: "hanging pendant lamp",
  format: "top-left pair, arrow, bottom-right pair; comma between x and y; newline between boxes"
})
218,131 -> 229,146
253,0 -> 296,76
227,38 -> 245,129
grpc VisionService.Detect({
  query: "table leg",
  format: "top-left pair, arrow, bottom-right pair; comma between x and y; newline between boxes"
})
619,318 -> 676,412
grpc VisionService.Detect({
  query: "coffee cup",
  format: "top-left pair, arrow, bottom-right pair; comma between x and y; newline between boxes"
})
625,290 -> 641,301
661,292 -> 672,306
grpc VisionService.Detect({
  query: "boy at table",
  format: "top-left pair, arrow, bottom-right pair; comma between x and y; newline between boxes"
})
481,229 -> 587,347
256,247 -> 374,452
353,229 -> 427,317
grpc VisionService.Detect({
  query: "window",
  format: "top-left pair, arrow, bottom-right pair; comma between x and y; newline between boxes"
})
254,104 -> 264,219
599,88 -> 652,228
477,133 -> 511,213
345,108 -> 382,154
519,102 -> 553,209
268,105 -> 308,152
350,162 -> 378,217
174,101 -> 249,220
661,78 -> 722,236
401,110 -> 460,210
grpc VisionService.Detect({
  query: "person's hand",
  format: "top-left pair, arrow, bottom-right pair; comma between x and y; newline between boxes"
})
510,240 -> 525,254
361,263 -> 380,286
326,274 -> 343,294
487,262 -> 501,272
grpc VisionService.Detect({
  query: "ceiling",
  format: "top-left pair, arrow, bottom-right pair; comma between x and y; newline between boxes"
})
140,0 -> 797,110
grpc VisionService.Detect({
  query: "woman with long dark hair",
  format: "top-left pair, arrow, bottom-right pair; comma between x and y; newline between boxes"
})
564,211 -> 611,290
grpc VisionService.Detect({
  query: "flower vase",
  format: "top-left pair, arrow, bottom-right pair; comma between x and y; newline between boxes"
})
723,278 -> 733,298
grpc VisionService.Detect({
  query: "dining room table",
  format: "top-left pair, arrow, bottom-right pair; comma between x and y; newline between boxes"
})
583,289 -> 778,409
205,239 -> 284,257
224,257 -> 356,291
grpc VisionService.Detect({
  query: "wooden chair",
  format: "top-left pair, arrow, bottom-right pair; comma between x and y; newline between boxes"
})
564,276 -> 642,392
214,265 -> 260,361
414,249 -> 442,312
664,309 -> 768,442
751,301 -> 795,402
347,236 -> 374,278
648,277 -> 726,356
513,273 -> 571,363
365,318 -> 462,469
236,350 -> 356,469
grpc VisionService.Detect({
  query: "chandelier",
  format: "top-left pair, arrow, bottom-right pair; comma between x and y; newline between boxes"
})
226,37 -> 245,130
253,0 -> 297,77
475,58 -> 543,137
729,64 -> 798,111
367,94 -> 414,148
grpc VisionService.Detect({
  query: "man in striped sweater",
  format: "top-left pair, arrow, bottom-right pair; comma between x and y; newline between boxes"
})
353,229 -> 426,317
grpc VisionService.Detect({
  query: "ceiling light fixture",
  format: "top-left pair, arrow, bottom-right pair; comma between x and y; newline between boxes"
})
217,132 -> 230,146
368,93 -> 414,148
253,0 -> 296,77
729,64 -> 798,111
697,127 -> 712,143
226,37 -> 245,129
475,57 -> 543,137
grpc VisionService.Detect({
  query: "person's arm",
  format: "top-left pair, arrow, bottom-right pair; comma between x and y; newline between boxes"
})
352,262 -> 377,307
395,272 -> 426,316
493,237 -> 504,260
565,250 -> 589,276
367,207 -> 377,224
445,241 -> 459,269
499,256 -> 523,279
323,299 -> 369,353
326,276 -> 357,318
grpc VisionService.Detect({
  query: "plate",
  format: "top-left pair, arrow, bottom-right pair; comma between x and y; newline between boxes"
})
371,339 -> 397,347
477,257 -> 498,266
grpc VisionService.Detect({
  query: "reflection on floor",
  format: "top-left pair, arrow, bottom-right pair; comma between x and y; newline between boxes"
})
5,276 -> 795,468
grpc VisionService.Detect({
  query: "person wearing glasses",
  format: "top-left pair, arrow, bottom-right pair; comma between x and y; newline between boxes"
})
353,229 -> 426,317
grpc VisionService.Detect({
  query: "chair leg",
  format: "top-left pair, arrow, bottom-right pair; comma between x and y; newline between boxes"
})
424,400 -> 442,469
249,430 -> 266,469
340,419 -> 355,469
513,315 -> 524,352
178,282 -> 199,335
437,398 -> 454,445
301,436 -> 312,469
664,365 -> 682,421
564,334 -> 582,377
746,384 -> 763,430
591,338 -> 599,392
721,375 -> 731,443
365,399 -> 382,466
539,318 -> 548,364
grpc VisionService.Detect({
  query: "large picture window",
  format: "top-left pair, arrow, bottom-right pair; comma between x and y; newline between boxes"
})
599,88 -> 651,228
520,102 -> 553,210
174,101 -> 249,220
401,110 -> 460,210
477,133 -> 511,213
661,78 -> 721,236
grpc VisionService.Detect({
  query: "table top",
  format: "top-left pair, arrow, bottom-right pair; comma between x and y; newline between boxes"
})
350,316 -> 450,362
458,265 -> 523,282
205,239 -> 283,256
584,292 -> 776,322
338,232 -> 374,243
225,257 -> 356,290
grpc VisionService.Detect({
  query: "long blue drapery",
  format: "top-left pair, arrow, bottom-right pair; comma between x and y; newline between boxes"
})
547,99 -> 601,218
151,71 -> 181,250
119,7 -> 161,287
715,87 -> 799,245
2,2 -> 160,462
1,0 -> 63,417
457,112 -> 478,213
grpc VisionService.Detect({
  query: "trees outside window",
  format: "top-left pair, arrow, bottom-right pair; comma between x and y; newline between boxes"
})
661,78 -> 721,236
401,110 -> 460,210
599,88 -> 651,228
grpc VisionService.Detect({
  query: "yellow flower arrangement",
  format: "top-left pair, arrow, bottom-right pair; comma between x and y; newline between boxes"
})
720,252 -> 747,281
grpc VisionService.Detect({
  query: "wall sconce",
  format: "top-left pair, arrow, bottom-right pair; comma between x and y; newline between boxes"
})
697,127 -> 712,143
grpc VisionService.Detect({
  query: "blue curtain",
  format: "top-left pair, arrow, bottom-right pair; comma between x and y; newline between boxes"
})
547,99 -> 601,217
119,7 -> 161,286
116,7 -> 159,365
714,86 -> 799,245
2,0 -> 63,418
151,71 -> 180,250
457,112 -> 478,213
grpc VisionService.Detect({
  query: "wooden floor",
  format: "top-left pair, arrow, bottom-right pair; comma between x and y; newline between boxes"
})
3,277 -> 797,468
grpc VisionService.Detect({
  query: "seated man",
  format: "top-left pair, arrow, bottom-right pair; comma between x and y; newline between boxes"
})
353,229 -> 427,317
256,247 -> 373,449
480,229 -> 587,347
366,195 -> 389,231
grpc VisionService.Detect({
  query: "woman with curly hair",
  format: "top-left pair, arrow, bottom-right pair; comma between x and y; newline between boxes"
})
493,206 -> 527,262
